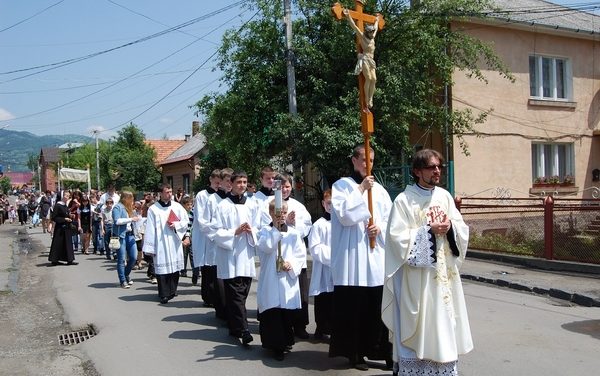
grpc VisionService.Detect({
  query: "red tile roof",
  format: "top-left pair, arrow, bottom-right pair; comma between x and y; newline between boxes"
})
144,140 -> 186,165
5,172 -> 34,185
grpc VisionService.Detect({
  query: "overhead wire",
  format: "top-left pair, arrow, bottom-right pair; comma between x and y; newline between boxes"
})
106,9 -> 261,133
0,1 -> 245,82
0,0 -> 65,34
3,9 -> 245,123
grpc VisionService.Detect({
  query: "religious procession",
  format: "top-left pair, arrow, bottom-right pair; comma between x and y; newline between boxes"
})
43,142 -> 472,376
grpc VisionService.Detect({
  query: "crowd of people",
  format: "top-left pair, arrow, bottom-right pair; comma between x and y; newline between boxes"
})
7,147 -> 473,376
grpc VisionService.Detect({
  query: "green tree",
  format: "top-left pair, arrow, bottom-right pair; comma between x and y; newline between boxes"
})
62,140 -> 113,190
194,0 -> 512,183
0,176 -> 11,194
26,153 -> 40,189
107,124 -> 161,192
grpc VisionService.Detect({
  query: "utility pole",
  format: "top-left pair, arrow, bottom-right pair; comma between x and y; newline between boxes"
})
284,0 -> 297,115
283,0 -> 304,202
92,129 -> 100,190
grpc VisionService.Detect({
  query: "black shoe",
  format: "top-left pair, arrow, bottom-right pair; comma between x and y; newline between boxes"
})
241,330 -> 253,345
351,357 -> 369,371
160,297 -> 169,304
191,275 -> 198,285
67,261 -> 78,265
273,350 -> 285,361
50,261 -> 60,266
313,331 -> 330,341
180,271 -> 187,277
295,328 -> 309,340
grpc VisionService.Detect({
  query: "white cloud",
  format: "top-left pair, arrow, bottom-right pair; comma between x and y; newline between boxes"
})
0,108 -> 15,121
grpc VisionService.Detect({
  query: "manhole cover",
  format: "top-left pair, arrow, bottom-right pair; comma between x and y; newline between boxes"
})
58,326 -> 97,345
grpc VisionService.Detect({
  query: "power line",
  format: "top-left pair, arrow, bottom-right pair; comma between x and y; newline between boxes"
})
0,1 -> 244,82
104,9 -> 261,133
0,0 -> 65,34
3,10 -> 244,122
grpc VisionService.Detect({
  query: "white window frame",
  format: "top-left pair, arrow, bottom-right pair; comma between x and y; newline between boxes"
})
529,55 -> 572,101
531,143 -> 574,182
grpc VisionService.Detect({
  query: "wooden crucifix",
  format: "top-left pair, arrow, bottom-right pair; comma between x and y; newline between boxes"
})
332,1 -> 385,248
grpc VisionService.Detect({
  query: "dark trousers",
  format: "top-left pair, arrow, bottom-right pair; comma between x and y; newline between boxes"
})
92,220 -> 103,253
314,291 -> 334,335
329,285 -> 392,363
259,308 -> 295,351
223,276 -> 252,337
182,245 -> 199,277
103,226 -> 113,260
157,272 -> 179,299
201,265 -> 226,319
293,268 -> 309,332
144,253 -> 155,278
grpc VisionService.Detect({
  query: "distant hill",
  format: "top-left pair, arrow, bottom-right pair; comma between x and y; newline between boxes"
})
0,129 -> 92,172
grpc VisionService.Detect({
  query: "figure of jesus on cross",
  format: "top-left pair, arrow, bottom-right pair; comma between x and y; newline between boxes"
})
332,1 -> 385,111
332,1 -> 385,249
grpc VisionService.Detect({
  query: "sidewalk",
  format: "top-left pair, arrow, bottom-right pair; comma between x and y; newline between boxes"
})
462,250 -> 600,307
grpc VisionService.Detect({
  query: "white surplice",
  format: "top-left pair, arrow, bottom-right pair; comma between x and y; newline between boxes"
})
191,189 -> 212,267
213,197 -> 261,279
307,216 -> 334,296
142,201 -> 189,275
331,177 -> 392,287
256,226 -> 304,312
200,191 -> 228,266
382,184 -> 473,366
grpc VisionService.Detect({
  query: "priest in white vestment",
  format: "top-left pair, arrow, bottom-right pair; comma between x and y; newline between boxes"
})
143,184 -> 189,304
382,149 -> 473,376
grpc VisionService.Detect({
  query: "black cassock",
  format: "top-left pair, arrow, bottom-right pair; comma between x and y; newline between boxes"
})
48,203 -> 75,264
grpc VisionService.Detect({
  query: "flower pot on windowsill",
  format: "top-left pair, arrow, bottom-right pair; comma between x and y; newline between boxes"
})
532,182 -> 575,187
530,183 -> 578,195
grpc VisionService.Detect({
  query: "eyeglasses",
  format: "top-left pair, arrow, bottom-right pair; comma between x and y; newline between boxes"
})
422,164 -> 443,171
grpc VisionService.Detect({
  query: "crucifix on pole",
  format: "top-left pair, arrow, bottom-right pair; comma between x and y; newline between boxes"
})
332,1 -> 385,248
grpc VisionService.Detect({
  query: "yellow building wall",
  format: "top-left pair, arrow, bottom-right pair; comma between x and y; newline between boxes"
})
451,22 -> 600,198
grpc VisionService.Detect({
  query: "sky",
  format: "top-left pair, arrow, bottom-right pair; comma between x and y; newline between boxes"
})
0,0 -> 598,141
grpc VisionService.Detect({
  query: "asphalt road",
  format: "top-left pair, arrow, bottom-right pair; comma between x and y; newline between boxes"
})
1,224 -> 599,376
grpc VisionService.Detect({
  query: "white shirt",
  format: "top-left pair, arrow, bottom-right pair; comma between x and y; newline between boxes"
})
256,226 -> 304,312
330,176 -> 392,287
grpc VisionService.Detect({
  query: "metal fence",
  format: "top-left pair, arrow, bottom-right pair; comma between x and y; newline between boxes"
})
458,197 -> 600,264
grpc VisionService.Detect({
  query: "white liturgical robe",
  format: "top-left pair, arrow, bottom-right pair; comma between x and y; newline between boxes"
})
143,201 -> 189,275
382,184 -> 473,364
191,189 -> 212,267
331,177 -> 392,287
307,216 -> 334,296
256,226 -> 304,312
213,197 -> 261,279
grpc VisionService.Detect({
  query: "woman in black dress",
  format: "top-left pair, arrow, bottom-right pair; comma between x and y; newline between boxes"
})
79,195 -> 92,254
48,191 -> 77,266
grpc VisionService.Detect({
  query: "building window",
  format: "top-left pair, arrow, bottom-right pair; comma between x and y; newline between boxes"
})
183,174 -> 190,194
166,176 -> 173,188
531,143 -> 574,182
529,55 -> 571,100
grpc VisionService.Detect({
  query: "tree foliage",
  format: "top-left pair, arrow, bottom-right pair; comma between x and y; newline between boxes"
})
0,176 -> 11,194
65,124 -> 161,192
108,124 -> 162,192
193,0 -> 512,183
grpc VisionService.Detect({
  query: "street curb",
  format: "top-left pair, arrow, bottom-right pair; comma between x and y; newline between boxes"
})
461,273 -> 600,307
467,250 -> 600,275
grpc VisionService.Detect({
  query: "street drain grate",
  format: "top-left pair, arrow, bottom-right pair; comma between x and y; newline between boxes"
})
58,327 -> 97,345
